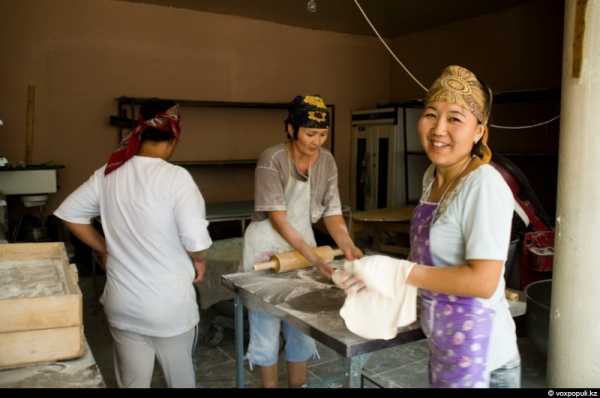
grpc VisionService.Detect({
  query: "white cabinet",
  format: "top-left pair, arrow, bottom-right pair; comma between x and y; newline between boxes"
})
351,108 -> 405,211
0,169 -> 59,195
351,104 -> 429,211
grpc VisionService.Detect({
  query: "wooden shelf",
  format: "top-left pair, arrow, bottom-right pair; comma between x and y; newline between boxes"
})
405,151 -> 557,158
111,96 -> 337,155
172,159 -> 257,168
377,88 -> 560,109
116,97 -> 291,110
0,164 -> 65,172
497,153 -> 558,158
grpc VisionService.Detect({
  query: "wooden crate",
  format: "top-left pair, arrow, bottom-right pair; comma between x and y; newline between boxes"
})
0,242 -> 84,369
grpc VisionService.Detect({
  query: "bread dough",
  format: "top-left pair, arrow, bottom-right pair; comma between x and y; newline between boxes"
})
338,255 -> 417,340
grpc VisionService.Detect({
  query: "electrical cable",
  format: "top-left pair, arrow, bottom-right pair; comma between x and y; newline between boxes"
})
353,0 -> 428,92
353,0 -> 560,130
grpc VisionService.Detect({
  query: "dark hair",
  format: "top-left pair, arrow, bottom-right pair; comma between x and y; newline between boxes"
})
284,118 -> 301,140
472,77 -> 493,157
476,77 -> 493,123
139,98 -> 177,143
284,94 -> 329,141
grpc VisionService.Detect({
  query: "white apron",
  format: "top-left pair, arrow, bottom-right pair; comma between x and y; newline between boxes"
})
243,157 -> 316,272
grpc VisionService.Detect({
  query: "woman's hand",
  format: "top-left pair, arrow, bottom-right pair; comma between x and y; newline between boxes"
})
341,245 -> 363,261
314,258 -> 334,279
322,215 -> 363,262
193,258 -> 206,283
332,269 -> 366,295
94,250 -> 107,271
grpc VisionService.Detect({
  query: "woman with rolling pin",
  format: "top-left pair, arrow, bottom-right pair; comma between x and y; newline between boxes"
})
335,66 -> 521,388
242,94 -> 363,388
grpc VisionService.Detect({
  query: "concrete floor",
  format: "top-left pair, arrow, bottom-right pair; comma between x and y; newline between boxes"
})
81,275 -> 547,388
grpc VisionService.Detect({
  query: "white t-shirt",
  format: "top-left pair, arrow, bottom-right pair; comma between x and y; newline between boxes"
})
424,164 -> 519,372
54,156 -> 212,337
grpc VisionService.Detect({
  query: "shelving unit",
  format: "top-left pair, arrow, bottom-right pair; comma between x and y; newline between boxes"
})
171,159 -> 257,168
352,88 -> 560,209
109,96 -> 337,166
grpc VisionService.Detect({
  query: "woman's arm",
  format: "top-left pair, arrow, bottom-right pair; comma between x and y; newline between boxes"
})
63,221 -> 107,270
269,211 -> 334,278
407,167 -> 512,299
406,259 -> 503,299
323,215 -> 363,260
188,250 -> 208,283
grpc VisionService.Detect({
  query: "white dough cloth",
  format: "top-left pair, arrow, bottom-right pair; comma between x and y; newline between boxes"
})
337,255 -> 417,340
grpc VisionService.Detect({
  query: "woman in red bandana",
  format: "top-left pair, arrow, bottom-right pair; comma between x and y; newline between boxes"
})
54,99 -> 213,388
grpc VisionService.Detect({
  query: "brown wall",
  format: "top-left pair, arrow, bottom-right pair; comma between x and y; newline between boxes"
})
391,0 -> 564,100
390,0 -> 564,152
389,0 -> 564,214
0,0 -> 392,211
1,0 -> 566,217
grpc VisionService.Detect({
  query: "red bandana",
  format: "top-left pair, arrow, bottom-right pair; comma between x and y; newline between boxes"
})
105,105 -> 181,175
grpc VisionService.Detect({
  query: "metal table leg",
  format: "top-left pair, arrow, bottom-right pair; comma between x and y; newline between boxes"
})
234,293 -> 245,388
344,353 -> 370,388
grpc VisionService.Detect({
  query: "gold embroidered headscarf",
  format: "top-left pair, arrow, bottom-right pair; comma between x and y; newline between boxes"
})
424,66 -> 494,223
426,65 -> 492,163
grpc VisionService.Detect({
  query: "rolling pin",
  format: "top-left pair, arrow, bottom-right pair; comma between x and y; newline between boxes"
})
254,245 -> 343,273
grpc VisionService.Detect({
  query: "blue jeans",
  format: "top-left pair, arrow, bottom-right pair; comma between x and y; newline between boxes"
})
246,309 -> 319,368
489,355 -> 522,388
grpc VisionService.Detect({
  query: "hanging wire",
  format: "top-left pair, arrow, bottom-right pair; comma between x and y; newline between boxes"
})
490,115 -> 561,130
353,0 -> 560,130
352,0 -> 428,92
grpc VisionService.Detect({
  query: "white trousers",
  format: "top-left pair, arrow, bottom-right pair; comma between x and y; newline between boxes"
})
109,325 -> 198,388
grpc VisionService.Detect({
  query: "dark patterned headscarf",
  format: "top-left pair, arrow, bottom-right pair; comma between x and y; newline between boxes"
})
105,105 -> 181,175
286,95 -> 329,129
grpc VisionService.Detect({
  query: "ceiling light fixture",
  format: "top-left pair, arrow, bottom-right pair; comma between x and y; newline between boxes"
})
307,0 -> 317,13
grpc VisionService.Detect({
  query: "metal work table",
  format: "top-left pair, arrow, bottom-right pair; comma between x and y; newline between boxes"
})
221,265 -> 425,388
206,201 -> 353,236
0,340 -> 105,388
206,201 -> 254,235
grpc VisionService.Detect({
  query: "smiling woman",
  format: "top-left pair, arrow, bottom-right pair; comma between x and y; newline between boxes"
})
403,65 -> 521,388
418,102 -> 481,183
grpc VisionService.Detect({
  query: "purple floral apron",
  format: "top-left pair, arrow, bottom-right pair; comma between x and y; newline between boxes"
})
409,201 -> 495,388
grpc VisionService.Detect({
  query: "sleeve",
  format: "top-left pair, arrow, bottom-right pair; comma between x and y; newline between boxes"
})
53,172 -> 101,224
173,169 -> 213,253
254,150 -> 287,212
460,169 -> 514,261
322,158 -> 342,217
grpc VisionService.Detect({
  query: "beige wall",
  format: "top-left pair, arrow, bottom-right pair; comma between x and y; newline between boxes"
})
0,0 -> 392,211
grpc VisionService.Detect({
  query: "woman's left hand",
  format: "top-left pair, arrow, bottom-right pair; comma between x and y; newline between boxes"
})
332,269 -> 366,295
